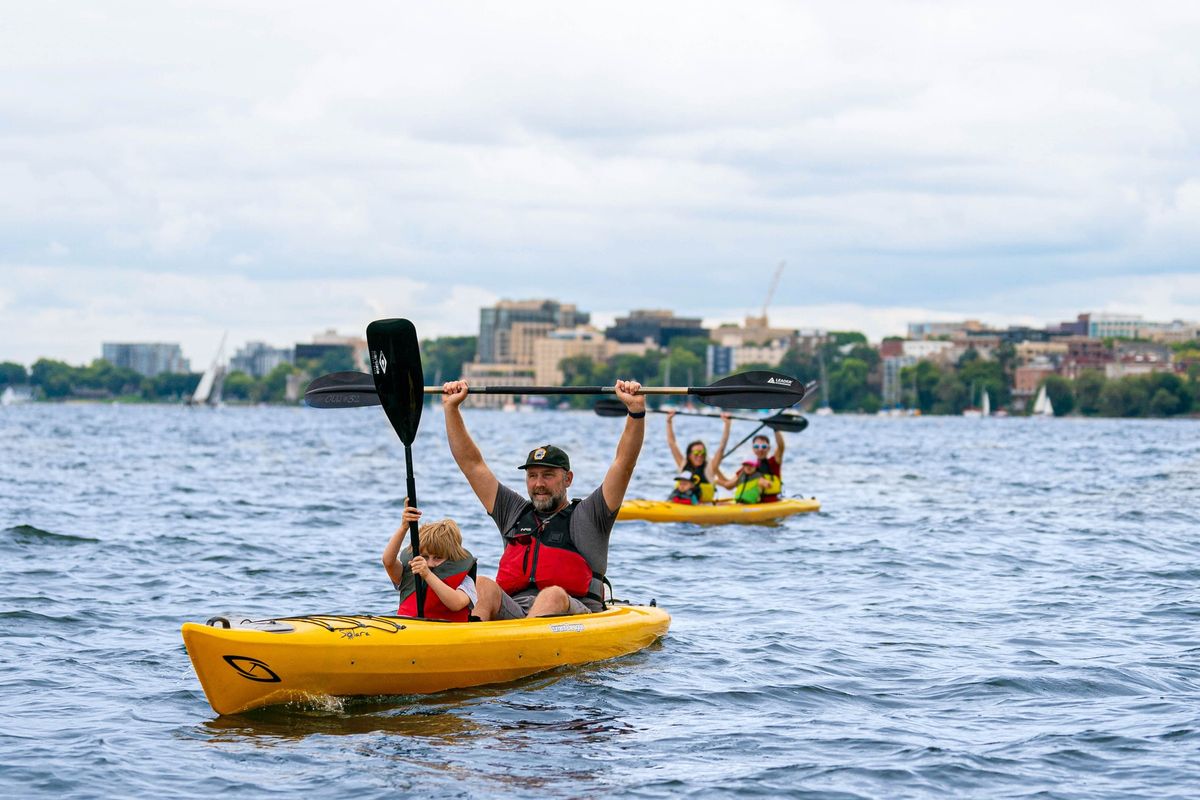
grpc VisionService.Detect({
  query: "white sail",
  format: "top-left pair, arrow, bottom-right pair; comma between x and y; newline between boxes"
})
981,390 -> 991,417
1032,384 -> 1054,417
190,333 -> 227,406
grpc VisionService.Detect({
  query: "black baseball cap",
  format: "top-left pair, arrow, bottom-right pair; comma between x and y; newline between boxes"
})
518,444 -> 570,471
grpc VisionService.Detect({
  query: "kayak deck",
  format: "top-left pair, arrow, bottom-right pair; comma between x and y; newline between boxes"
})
182,604 -> 670,715
618,497 -> 820,524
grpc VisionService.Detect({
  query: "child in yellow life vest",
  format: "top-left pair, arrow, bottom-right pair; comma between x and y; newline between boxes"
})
382,505 -> 478,622
730,458 -> 783,504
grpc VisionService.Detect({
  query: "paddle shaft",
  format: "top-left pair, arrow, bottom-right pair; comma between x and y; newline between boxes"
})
727,423 -> 769,455
423,385 -> 741,395
306,369 -> 808,410
404,446 -> 424,618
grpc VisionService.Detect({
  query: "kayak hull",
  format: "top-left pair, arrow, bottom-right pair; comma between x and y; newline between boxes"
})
617,498 -> 820,524
181,604 -> 670,715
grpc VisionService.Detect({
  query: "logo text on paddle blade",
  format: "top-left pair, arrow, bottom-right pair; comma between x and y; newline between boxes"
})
371,351 -> 388,375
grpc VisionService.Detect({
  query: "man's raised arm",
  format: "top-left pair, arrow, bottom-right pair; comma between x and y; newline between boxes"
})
442,380 -> 500,514
601,379 -> 646,513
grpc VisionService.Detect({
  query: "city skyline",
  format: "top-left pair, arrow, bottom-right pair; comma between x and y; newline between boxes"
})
4,3 -> 1200,365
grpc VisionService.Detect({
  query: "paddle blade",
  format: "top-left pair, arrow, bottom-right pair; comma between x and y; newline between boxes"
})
764,413 -> 809,433
694,371 -> 807,409
366,319 -> 425,445
593,398 -> 629,417
304,371 -> 381,408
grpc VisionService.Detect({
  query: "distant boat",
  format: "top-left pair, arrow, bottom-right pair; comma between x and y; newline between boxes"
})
963,387 -> 991,418
1032,384 -> 1054,417
189,333 -> 227,407
2,385 -> 33,406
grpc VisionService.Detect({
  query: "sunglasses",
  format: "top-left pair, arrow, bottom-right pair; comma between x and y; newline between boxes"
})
753,444 -> 770,450
689,448 -> 706,455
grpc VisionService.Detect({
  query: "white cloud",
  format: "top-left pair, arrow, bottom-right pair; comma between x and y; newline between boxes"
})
0,264 -> 491,366
2,1 -> 1200,362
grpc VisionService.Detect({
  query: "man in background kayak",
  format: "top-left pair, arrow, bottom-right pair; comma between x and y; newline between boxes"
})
442,379 -> 646,619
715,430 -> 785,502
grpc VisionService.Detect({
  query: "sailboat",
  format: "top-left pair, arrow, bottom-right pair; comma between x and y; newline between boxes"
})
189,333 -> 227,407
963,386 -> 992,418
1032,384 -> 1054,417
962,382 -> 982,417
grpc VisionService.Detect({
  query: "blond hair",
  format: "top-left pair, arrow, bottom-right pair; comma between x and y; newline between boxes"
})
417,519 -> 469,561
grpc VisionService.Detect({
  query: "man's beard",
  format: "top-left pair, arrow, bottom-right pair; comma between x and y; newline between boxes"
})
531,488 -> 567,513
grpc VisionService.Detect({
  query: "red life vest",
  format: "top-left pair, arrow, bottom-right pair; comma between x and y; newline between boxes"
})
395,548 -> 477,622
495,500 -> 601,599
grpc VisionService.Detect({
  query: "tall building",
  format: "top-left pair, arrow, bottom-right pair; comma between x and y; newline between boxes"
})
532,327 -> 652,385
705,342 -> 790,381
101,343 -> 189,376
1086,313 -> 1147,339
294,330 -> 368,372
460,362 -> 535,409
606,309 -> 706,347
711,316 -> 798,347
230,342 -> 294,378
477,300 -> 589,364
907,320 -> 985,340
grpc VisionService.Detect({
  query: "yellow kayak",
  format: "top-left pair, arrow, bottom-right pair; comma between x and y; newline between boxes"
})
618,497 -> 820,524
182,604 -> 670,715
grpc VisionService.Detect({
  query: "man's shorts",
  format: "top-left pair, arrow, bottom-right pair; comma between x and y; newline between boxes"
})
498,588 -> 594,620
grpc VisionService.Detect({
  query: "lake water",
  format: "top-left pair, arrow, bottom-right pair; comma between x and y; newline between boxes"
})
1,404 -> 1198,798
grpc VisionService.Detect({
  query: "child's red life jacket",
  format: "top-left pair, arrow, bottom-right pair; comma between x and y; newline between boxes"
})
396,548 -> 477,622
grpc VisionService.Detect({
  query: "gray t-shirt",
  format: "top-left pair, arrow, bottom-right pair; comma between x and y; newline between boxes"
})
490,482 -> 618,602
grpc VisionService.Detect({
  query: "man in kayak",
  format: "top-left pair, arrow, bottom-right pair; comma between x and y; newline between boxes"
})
715,431 -> 784,503
442,378 -> 646,619
665,410 -> 733,504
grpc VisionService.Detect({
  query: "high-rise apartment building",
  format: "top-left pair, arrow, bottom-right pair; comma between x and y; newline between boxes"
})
605,309 -> 706,347
477,300 -> 589,364
230,342 -> 294,378
101,343 -> 189,377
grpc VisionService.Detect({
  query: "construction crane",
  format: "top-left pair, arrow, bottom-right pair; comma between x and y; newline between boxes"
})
755,260 -> 786,325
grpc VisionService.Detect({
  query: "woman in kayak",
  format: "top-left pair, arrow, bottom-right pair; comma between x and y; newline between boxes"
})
715,431 -> 784,503
665,410 -> 733,504
383,504 -> 478,621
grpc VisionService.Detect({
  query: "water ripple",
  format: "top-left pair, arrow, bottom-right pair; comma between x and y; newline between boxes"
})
2,406 -> 1200,797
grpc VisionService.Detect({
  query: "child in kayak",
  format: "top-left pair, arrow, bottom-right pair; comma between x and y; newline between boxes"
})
383,504 -> 478,622
668,473 -> 701,505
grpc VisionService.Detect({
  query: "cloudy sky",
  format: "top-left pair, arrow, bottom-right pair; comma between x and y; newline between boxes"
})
3,1 -> 1199,366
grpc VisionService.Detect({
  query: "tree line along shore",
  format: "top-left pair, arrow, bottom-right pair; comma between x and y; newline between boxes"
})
3,333 -> 1198,418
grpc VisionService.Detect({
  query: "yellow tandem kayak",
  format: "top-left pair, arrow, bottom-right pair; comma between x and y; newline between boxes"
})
182,604 -> 670,715
617,497 -> 820,524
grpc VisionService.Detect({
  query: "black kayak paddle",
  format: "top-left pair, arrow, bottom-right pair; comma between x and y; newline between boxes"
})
591,397 -> 810,433
365,319 -> 427,618
305,369 -> 809,410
